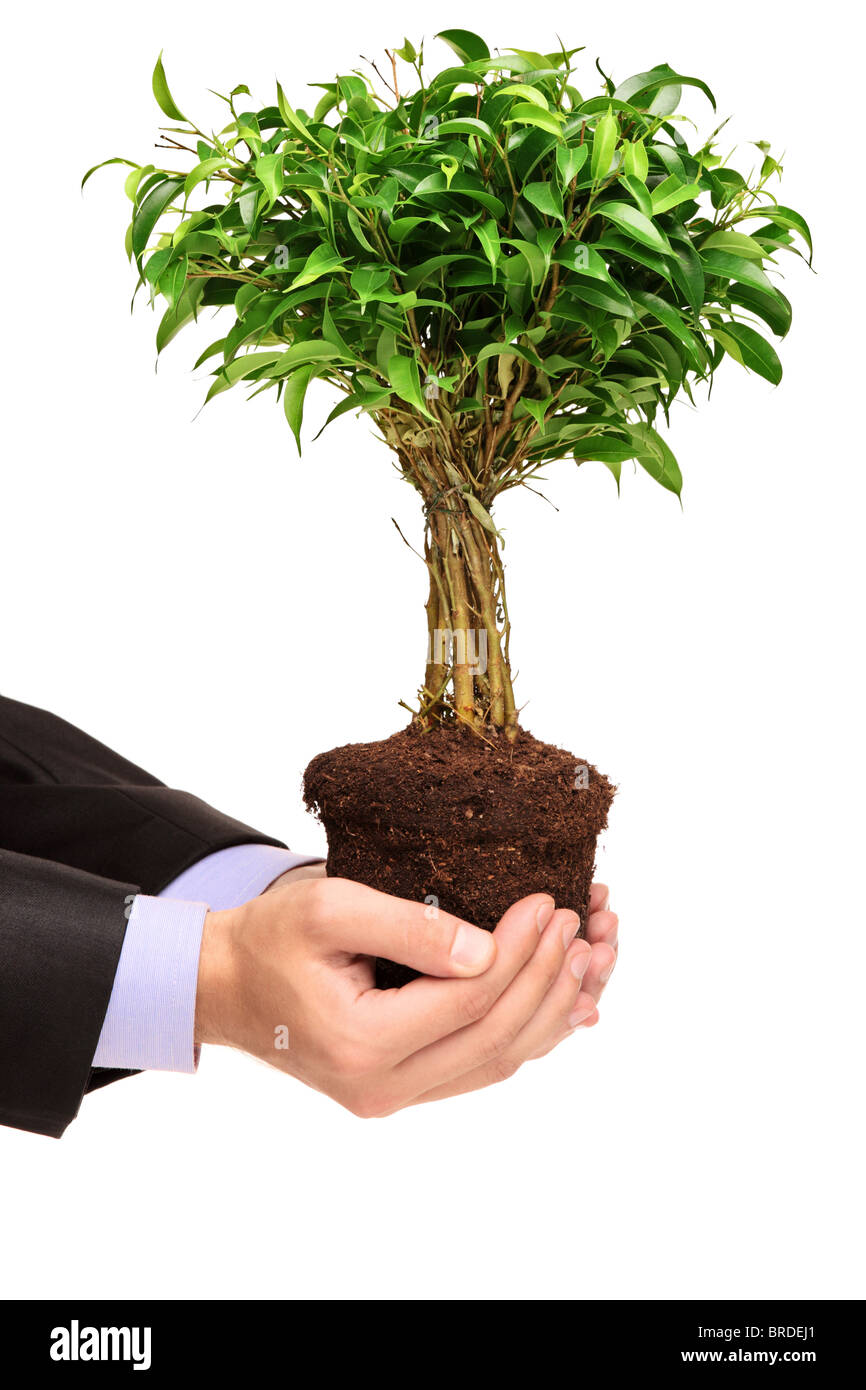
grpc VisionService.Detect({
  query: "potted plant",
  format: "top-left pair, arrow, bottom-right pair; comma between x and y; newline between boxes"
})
88,31 -> 810,986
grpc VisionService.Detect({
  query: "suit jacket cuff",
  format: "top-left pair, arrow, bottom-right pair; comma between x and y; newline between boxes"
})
0,853 -> 135,1138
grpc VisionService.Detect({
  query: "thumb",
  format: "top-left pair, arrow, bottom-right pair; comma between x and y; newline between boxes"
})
318,879 -> 496,978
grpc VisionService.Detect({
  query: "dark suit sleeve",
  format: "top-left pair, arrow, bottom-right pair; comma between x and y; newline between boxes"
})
0,850 -> 136,1137
0,693 -> 286,1138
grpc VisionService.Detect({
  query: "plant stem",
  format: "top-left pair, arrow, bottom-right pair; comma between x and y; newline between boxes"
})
416,486 -> 517,740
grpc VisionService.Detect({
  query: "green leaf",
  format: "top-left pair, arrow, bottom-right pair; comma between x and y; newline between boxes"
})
346,207 -> 376,252
155,279 -> 205,354
650,176 -> 701,215
497,83 -> 550,109
614,66 -> 716,112
523,181 -> 564,222
152,53 -> 187,123
728,283 -> 792,338
434,117 -> 496,142
700,249 -> 774,295
206,350 -> 284,400
477,341 -> 544,371
667,239 -> 705,315
571,436 -> 635,465
591,108 -> 619,183
132,178 -> 184,260
184,158 -> 231,198
314,387 -> 392,437
160,253 -> 189,308
287,243 -> 347,291
350,265 -> 392,308
276,83 -> 326,151
474,220 -> 501,276
631,289 -> 707,369
554,243 -> 615,283
254,152 -> 284,204
619,175 -> 653,218
623,140 -> 649,182
388,215 -> 449,244
701,229 -> 765,260
504,104 -> 564,137
435,30 -> 490,63
597,201 -> 671,254
81,156 -> 139,190
737,204 -> 813,261
556,143 -> 588,186
283,365 -> 317,454
270,340 -> 346,374
193,337 -> 226,369
503,238 -> 547,288
387,353 -> 435,419
144,247 -> 173,286
567,281 -> 635,318
314,90 -> 340,122
709,322 -> 783,383
624,421 -> 683,495
519,396 -> 552,431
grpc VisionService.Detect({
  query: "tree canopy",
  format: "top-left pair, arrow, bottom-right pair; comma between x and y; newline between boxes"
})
87,31 -> 811,511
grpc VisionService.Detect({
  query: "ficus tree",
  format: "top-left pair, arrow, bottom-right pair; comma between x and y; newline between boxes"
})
88,30 -> 811,739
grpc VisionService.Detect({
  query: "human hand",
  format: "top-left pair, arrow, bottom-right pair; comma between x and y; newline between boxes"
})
195,873 -> 618,1116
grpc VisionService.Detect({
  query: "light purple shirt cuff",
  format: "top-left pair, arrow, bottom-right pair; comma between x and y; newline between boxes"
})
91,845 -> 323,1073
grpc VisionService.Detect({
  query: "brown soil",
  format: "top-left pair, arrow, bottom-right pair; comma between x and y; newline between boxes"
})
303,724 -> 615,989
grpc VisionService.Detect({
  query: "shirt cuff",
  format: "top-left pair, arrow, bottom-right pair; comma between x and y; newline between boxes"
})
91,896 -> 208,1073
164,844 -> 323,909
92,845 -> 323,1073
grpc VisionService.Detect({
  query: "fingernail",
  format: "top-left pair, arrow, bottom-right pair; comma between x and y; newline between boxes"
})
561,914 -> 580,948
536,899 -> 555,933
570,947 -> 591,981
600,957 -> 616,984
569,1002 -> 594,1028
450,923 -> 491,968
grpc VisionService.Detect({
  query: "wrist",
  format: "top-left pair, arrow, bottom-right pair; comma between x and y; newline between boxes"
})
195,905 -> 241,1047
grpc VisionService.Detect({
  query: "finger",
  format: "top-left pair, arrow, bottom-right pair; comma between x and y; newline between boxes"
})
585,908 -> 618,951
580,940 -> 617,1004
359,893 -> 556,1062
407,974 -> 597,1107
305,877 -> 496,978
589,882 -> 610,915
505,939 -> 594,1058
383,906 -> 579,1103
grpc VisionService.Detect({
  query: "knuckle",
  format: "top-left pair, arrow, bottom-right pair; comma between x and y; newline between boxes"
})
456,982 -> 495,1027
321,1032 -> 377,1080
299,877 -> 331,932
489,1055 -> 521,1085
476,1020 -> 520,1066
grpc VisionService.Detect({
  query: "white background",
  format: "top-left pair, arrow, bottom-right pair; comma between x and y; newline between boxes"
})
1,0 -> 863,1301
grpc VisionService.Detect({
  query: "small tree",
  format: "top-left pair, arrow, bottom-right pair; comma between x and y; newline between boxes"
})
89,32 -> 810,739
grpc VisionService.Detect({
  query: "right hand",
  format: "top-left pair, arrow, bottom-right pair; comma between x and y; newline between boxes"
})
195,875 -> 616,1117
